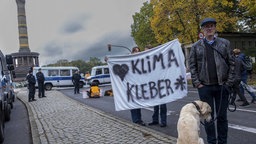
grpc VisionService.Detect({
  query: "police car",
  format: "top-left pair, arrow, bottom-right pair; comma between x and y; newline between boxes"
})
33,67 -> 86,90
87,65 -> 111,85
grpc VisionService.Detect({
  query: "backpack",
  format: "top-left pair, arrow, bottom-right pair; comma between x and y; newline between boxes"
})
242,56 -> 253,71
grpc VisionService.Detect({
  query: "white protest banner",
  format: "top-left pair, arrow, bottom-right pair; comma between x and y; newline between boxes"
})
107,39 -> 187,111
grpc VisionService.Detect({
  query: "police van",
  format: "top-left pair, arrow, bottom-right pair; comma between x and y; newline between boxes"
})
0,50 -> 16,142
87,65 -> 111,85
33,67 -> 85,90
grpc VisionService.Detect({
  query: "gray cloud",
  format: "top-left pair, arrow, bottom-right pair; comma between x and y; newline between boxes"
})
37,31 -> 137,65
72,32 -> 136,62
40,41 -> 64,56
62,22 -> 84,34
61,14 -> 89,34
0,0 -> 148,66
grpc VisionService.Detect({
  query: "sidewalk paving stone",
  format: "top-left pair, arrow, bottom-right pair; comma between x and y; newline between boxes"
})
17,88 -> 177,144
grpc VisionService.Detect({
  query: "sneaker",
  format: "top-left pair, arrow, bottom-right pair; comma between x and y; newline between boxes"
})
240,102 -> 249,106
148,121 -> 159,126
251,99 -> 255,104
160,123 -> 167,127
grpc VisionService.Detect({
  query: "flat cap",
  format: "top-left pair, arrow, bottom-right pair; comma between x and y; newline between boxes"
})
200,18 -> 217,27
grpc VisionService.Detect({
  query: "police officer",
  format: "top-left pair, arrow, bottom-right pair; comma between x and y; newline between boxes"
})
26,70 -> 36,102
36,68 -> 46,98
72,70 -> 81,94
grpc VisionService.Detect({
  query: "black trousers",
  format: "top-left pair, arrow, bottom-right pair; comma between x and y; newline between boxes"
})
74,82 -> 80,94
38,82 -> 45,97
28,85 -> 35,101
198,85 -> 229,144
232,80 -> 247,103
152,104 -> 167,125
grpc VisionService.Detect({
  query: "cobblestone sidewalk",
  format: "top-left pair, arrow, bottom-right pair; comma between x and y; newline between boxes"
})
17,89 -> 176,144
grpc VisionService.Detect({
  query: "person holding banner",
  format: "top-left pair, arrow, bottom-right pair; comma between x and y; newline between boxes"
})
189,17 -> 235,144
144,45 -> 167,127
129,46 -> 146,126
148,104 -> 167,127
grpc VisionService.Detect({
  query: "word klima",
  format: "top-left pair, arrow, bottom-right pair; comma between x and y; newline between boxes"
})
131,49 -> 179,74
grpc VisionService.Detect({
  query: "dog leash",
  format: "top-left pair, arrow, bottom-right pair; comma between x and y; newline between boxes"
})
199,85 -> 235,126
191,101 -> 214,126
228,89 -> 237,112
191,101 -> 208,126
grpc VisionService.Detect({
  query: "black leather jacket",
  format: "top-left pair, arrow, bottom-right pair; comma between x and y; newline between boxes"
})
189,37 -> 235,87
234,56 -> 244,82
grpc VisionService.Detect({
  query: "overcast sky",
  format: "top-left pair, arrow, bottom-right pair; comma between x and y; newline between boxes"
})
0,0 -> 148,66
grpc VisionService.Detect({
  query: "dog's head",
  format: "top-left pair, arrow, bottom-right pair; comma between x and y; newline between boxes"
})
194,100 -> 212,122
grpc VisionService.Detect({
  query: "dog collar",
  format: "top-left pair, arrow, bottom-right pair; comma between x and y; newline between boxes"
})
192,102 -> 202,115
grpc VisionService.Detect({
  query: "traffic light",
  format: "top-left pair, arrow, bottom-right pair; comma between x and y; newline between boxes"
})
108,44 -> 111,51
5,55 -> 13,65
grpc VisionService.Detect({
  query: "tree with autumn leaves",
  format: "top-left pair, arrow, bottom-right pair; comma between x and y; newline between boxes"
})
131,2 -> 159,49
131,0 -> 256,47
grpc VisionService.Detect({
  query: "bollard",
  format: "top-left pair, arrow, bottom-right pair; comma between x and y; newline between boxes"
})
100,89 -> 104,97
82,90 -> 88,98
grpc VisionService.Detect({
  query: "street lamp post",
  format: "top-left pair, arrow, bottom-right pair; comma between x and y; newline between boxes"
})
107,44 -> 132,53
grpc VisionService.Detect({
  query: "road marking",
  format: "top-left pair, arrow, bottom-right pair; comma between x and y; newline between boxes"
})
236,108 -> 256,113
144,107 -> 174,116
229,123 -> 256,134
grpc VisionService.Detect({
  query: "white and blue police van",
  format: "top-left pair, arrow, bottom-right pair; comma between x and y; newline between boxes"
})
33,66 -> 85,90
87,65 -> 111,85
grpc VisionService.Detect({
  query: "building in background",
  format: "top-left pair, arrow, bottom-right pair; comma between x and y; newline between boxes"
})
218,32 -> 256,57
183,32 -> 256,68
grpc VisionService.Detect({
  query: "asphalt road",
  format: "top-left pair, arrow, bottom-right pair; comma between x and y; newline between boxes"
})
4,96 -> 32,144
60,85 -> 256,144
4,85 -> 256,144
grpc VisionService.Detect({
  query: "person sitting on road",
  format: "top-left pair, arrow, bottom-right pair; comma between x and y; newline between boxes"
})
104,89 -> 113,96
87,82 -> 100,98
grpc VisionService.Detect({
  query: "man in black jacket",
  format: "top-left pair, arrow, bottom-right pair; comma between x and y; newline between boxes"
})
27,70 -> 36,102
36,68 -> 46,98
231,49 -> 249,106
189,18 -> 235,144
72,70 -> 81,94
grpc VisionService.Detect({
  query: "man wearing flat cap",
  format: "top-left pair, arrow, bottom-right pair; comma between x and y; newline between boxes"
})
189,18 -> 235,144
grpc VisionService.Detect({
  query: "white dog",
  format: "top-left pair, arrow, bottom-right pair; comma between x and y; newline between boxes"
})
177,100 -> 212,144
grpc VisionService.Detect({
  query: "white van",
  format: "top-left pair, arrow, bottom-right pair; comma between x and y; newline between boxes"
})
33,67 -> 85,90
87,65 -> 111,85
